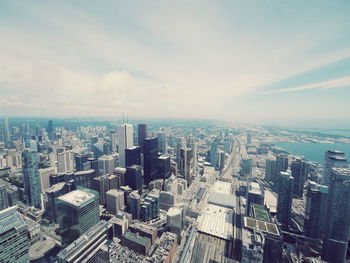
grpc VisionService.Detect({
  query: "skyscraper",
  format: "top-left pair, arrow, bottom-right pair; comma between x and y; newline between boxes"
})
276,170 -> 294,226
106,189 -> 125,215
23,149 -> 41,208
304,181 -> 328,240
125,146 -> 141,167
265,159 -> 277,182
179,147 -> 195,186
125,165 -> 142,194
57,151 -> 75,174
47,120 -> 54,140
157,131 -> 167,155
210,138 -> 218,168
275,154 -> 289,189
57,188 -> 100,246
322,168 -> 350,262
129,190 -> 141,220
291,159 -> 309,198
0,206 -> 29,263
323,150 -> 348,186
117,124 -> 134,168
98,154 -> 117,176
0,182 -> 9,211
110,130 -> 117,152
137,124 -> 147,151
3,117 -> 10,145
144,137 -> 158,184
157,155 -> 171,179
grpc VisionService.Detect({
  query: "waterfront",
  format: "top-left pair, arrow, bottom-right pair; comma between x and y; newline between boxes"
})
273,141 -> 350,165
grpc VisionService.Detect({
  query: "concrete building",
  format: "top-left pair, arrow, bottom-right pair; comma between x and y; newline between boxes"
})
0,206 -> 29,263
323,150 -> 348,186
106,189 -> 125,215
0,182 -> 9,210
291,159 -> 309,198
129,190 -> 141,220
276,170 -> 294,226
117,124 -> 134,168
179,147 -> 195,186
92,174 -> 118,206
57,151 -> 74,174
240,158 -> 253,177
137,124 -> 147,151
167,207 -> 184,235
98,154 -> 117,176
157,131 -> 167,155
110,130 -> 117,152
246,182 -> 264,216
39,166 -> 57,191
57,188 -> 100,246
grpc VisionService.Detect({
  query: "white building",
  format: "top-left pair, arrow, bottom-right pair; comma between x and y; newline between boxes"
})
98,155 -> 117,176
117,124 -> 134,168
57,151 -> 74,173
106,189 -> 125,215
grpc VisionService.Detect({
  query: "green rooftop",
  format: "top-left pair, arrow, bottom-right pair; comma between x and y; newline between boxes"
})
252,203 -> 270,221
123,231 -> 151,246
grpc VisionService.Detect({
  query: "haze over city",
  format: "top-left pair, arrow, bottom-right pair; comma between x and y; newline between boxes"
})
1,1 -> 350,128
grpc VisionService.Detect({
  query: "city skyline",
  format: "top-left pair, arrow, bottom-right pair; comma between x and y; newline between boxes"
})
1,1 -> 350,128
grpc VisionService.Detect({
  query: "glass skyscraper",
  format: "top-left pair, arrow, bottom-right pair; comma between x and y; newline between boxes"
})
23,149 -> 41,208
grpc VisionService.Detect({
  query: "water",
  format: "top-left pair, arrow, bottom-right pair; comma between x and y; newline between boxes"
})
272,141 -> 350,165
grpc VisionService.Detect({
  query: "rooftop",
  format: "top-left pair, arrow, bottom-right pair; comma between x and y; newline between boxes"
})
243,216 -> 280,237
252,204 -> 270,221
0,206 -> 27,235
248,182 -> 262,195
123,231 -> 151,246
58,189 -> 96,207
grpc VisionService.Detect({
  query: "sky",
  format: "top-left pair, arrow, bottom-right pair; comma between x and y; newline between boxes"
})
0,0 -> 350,128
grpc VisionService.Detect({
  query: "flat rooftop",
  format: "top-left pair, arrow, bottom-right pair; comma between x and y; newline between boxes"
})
197,204 -> 234,240
252,204 -> 270,221
58,189 -> 95,207
248,182 -> 262,195
123,231 -> 151,246
212,181 -> 232,194
243,216 -> 280,236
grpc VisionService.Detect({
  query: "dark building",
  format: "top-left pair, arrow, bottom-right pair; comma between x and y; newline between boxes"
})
322,168 -> 350,263
87,158 -> 98,172
47,120 -> 54,140
265,159 -> 277,182
143,138 -> 158,184
291,159 -> 309,198
275,155 -> 288,190
49,173 -> 74,186
156,155 -> 171,179
304,181 -> 328,240
137,124 -> 148,151
75,154 -> 88,172
276,171 -> 294,226
125,165 -> 142,194
74,169 -> 96,189
125,146 -> 141,167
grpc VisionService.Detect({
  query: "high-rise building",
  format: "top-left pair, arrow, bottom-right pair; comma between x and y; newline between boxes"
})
23,149 -> 42,208
137,124 -> 147,151
25,139 -> 38,152
322,168 -> 350,262
157,131 -> 167,155
57,188 -> 100,246
125,146 -> 141,167
265,159 -> 277,182
47,120 -> 54,141
240,158 -> 252,176
57,151 -> 75,174
304,181 -> 328,240
291,159 -> 309,198
176,137 -> 186,170
75,154 -> 88,172
106,189 -> 125,215
125,165 -> 142,194
275,155 -> 289,189
98,154 -> 117,176
246,182 -> 264,215
117,124 -> 134,168
0,206 -> 29,263
0,182 -> 9,211
113,167 -> 126,187
3,117 -> 10,146
157,155 -> 171,179
247,133 -> 252,145
141,190 -> 160,221
129,190 -> 141,220
179,147 -> 195,186
92,174 -> 118,206
323,150 -> 348,186
110,130 -> 117,152
210,138 -> 218,167
57,220 -> 112,263
144,137 -> 158,184
276,170 -> 294,226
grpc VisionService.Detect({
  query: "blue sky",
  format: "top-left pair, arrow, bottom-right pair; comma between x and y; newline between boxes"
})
0,0 -> 350,128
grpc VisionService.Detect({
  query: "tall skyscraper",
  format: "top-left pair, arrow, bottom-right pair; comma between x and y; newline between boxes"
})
276,170 -> 294,226
3,117 -> 10,145
125,165 -> 142,194
210,138 -> 218,168
92,174 -> 118,206
47,120 -> 54,140
144,137 -> 158,184
179,147 -> 195,186
57,151 -> 75,174
323,150 -> 348,186
75,154 -> 88,172
110,130 -> 117,152
265,159 -> 277,182
291,159 -> 309,198
98,155 -> 117,176
0,182 -> 9,211
304,181 -> 328,240
106,189 -> 125,215
117,124 -> 134,168
322,168 -> 350,262
129,190 -> 141,220
137,124 -> 147,151
0,206 -> 29,263
157,155 -> 171,179
157,131 -> 167,155
23,149 -> 41,208
176,137 -> 186,170
57,188 -> 100,246
125,146 -> 141,167
275,154 -> 289,189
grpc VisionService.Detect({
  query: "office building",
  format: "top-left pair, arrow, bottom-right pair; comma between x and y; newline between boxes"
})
144,137 -> 158,184
129,190 -> 141,220
141,190 -> 159,221
113,167 -> 126,187
106,189 -> 125,215
125,146 -> 141,167
167,206 -> 184,235
322,168 -> 350,262
57,151 -> 75,174
0,206 -> 29,263
3,117 -> 10,145
57,188 -> 100,246
92,174 -> 118,206
25,139 -> 38,152
157,155 -> 171,179
275,154 -> 289,189
75,154 -> 88,172
240,158 -> 252,176
0,182 -> 9,211
39,166 -> 57,191
74,169 -> 96,189
157,131 -> 167,154
98,154 -> 117,176
276,171 -> 294,226
110,130 -> 117,152
323,150 -> 348,186
137,124 -> 147,151
47,120 -> 54,141
246,182 -> 264,216
304,181 -> 328,240
291,159 -> 309,198
210,138 -> 218,167
179,147 -> 195,186
265,159 -> 277,182
57,220 -> 112,263
176,137 -> 186,169
125,165 -> 142,194
23,149 -> 42,208
121,231 -> 152,255
247,133 -> 252,144
117,124 -> 134,168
